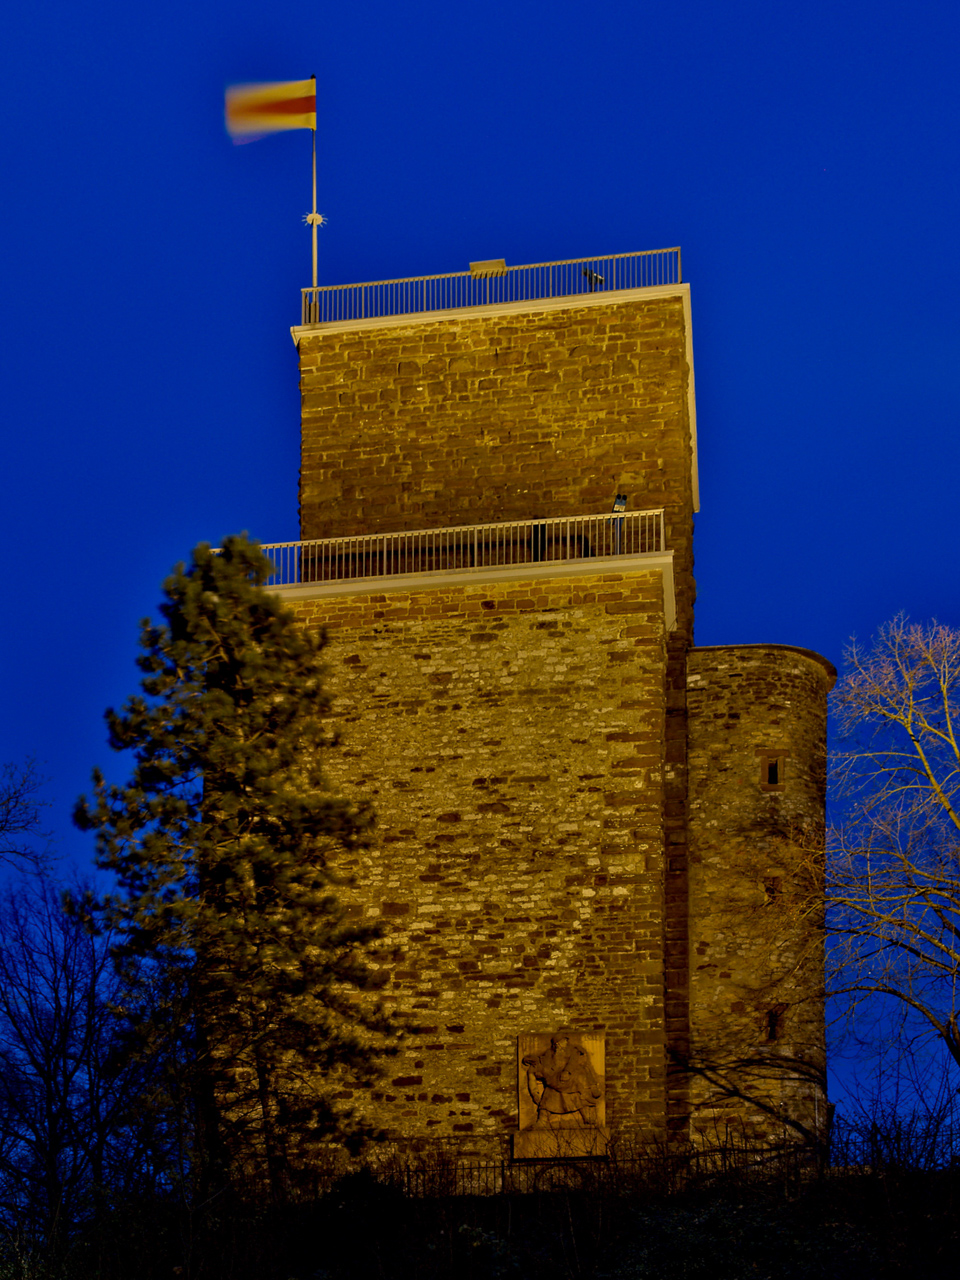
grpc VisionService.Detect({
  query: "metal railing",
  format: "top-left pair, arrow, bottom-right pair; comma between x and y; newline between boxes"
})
392,1146 -> 822,1198
261,509 -> 665,589
300,248 -> 681,325
306,1136 -> 849,1199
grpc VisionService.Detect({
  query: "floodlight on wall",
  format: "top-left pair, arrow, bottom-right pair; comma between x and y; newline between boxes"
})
611,493 -> 627,554
470,259 -> 508,278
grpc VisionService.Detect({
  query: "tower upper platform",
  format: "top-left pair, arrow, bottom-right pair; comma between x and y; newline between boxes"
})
294,247 -> 681,327
285,249 -> 697,640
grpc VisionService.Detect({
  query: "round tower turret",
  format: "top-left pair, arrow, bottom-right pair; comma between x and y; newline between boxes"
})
684,644 -> 836,1145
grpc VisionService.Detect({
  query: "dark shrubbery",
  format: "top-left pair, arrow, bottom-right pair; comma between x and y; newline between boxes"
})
3,1136 -> 958,1280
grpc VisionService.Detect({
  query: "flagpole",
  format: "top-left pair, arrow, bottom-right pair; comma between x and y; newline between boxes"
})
299,76 -> 321,312
311,122 -> 318,290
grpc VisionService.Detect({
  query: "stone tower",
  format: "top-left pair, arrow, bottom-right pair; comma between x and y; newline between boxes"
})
271,250 -> 833,1157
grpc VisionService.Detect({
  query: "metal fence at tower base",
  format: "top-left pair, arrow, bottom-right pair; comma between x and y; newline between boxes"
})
257,509 -> 666,589
286,1122 -> 916,1199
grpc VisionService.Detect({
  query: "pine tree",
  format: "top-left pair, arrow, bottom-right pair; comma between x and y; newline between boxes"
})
74,536 -> 390,1196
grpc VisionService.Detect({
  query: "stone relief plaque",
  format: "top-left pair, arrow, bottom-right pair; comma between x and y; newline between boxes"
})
513,1032 -> 607,1159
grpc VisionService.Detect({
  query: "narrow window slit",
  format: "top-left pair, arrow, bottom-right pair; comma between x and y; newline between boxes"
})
757,749 -> 789,791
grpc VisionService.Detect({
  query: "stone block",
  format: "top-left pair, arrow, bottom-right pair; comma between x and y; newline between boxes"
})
512,1127 -> 609,1160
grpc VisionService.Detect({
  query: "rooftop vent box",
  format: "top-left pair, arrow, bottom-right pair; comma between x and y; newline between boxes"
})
470,258 -> 508,278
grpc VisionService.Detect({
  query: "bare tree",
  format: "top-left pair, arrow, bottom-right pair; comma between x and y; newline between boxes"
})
0,760 -> 49,872
0,876 -> 183,1259
829,616 -> 960,1076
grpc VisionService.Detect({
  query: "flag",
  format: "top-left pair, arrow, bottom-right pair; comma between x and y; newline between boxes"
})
225,79 -> 316,138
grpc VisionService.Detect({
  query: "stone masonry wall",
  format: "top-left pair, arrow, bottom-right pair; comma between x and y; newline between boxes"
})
296,289 -> 698,1143
685,646 -> 836,1143
289,569 -> 669,1152
296,292 -> 696,641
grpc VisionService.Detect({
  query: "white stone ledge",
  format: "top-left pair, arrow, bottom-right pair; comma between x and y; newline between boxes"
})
273,550 -> 676,631
291,282 -> 688,339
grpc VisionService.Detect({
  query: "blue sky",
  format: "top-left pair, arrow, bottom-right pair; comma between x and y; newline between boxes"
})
2,0 -> 959,918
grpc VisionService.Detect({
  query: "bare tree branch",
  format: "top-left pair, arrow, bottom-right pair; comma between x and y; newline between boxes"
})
0,761 -> 51,872
0,875 -> 185,1255
828,616 -> 960,1074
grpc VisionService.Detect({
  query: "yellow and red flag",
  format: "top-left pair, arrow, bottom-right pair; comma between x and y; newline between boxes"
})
225,78 -> 316,138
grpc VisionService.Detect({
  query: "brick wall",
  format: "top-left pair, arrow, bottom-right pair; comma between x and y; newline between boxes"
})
685,645 -> 836,1142
296,291 -> 696,641
290,569 -> 670,1149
